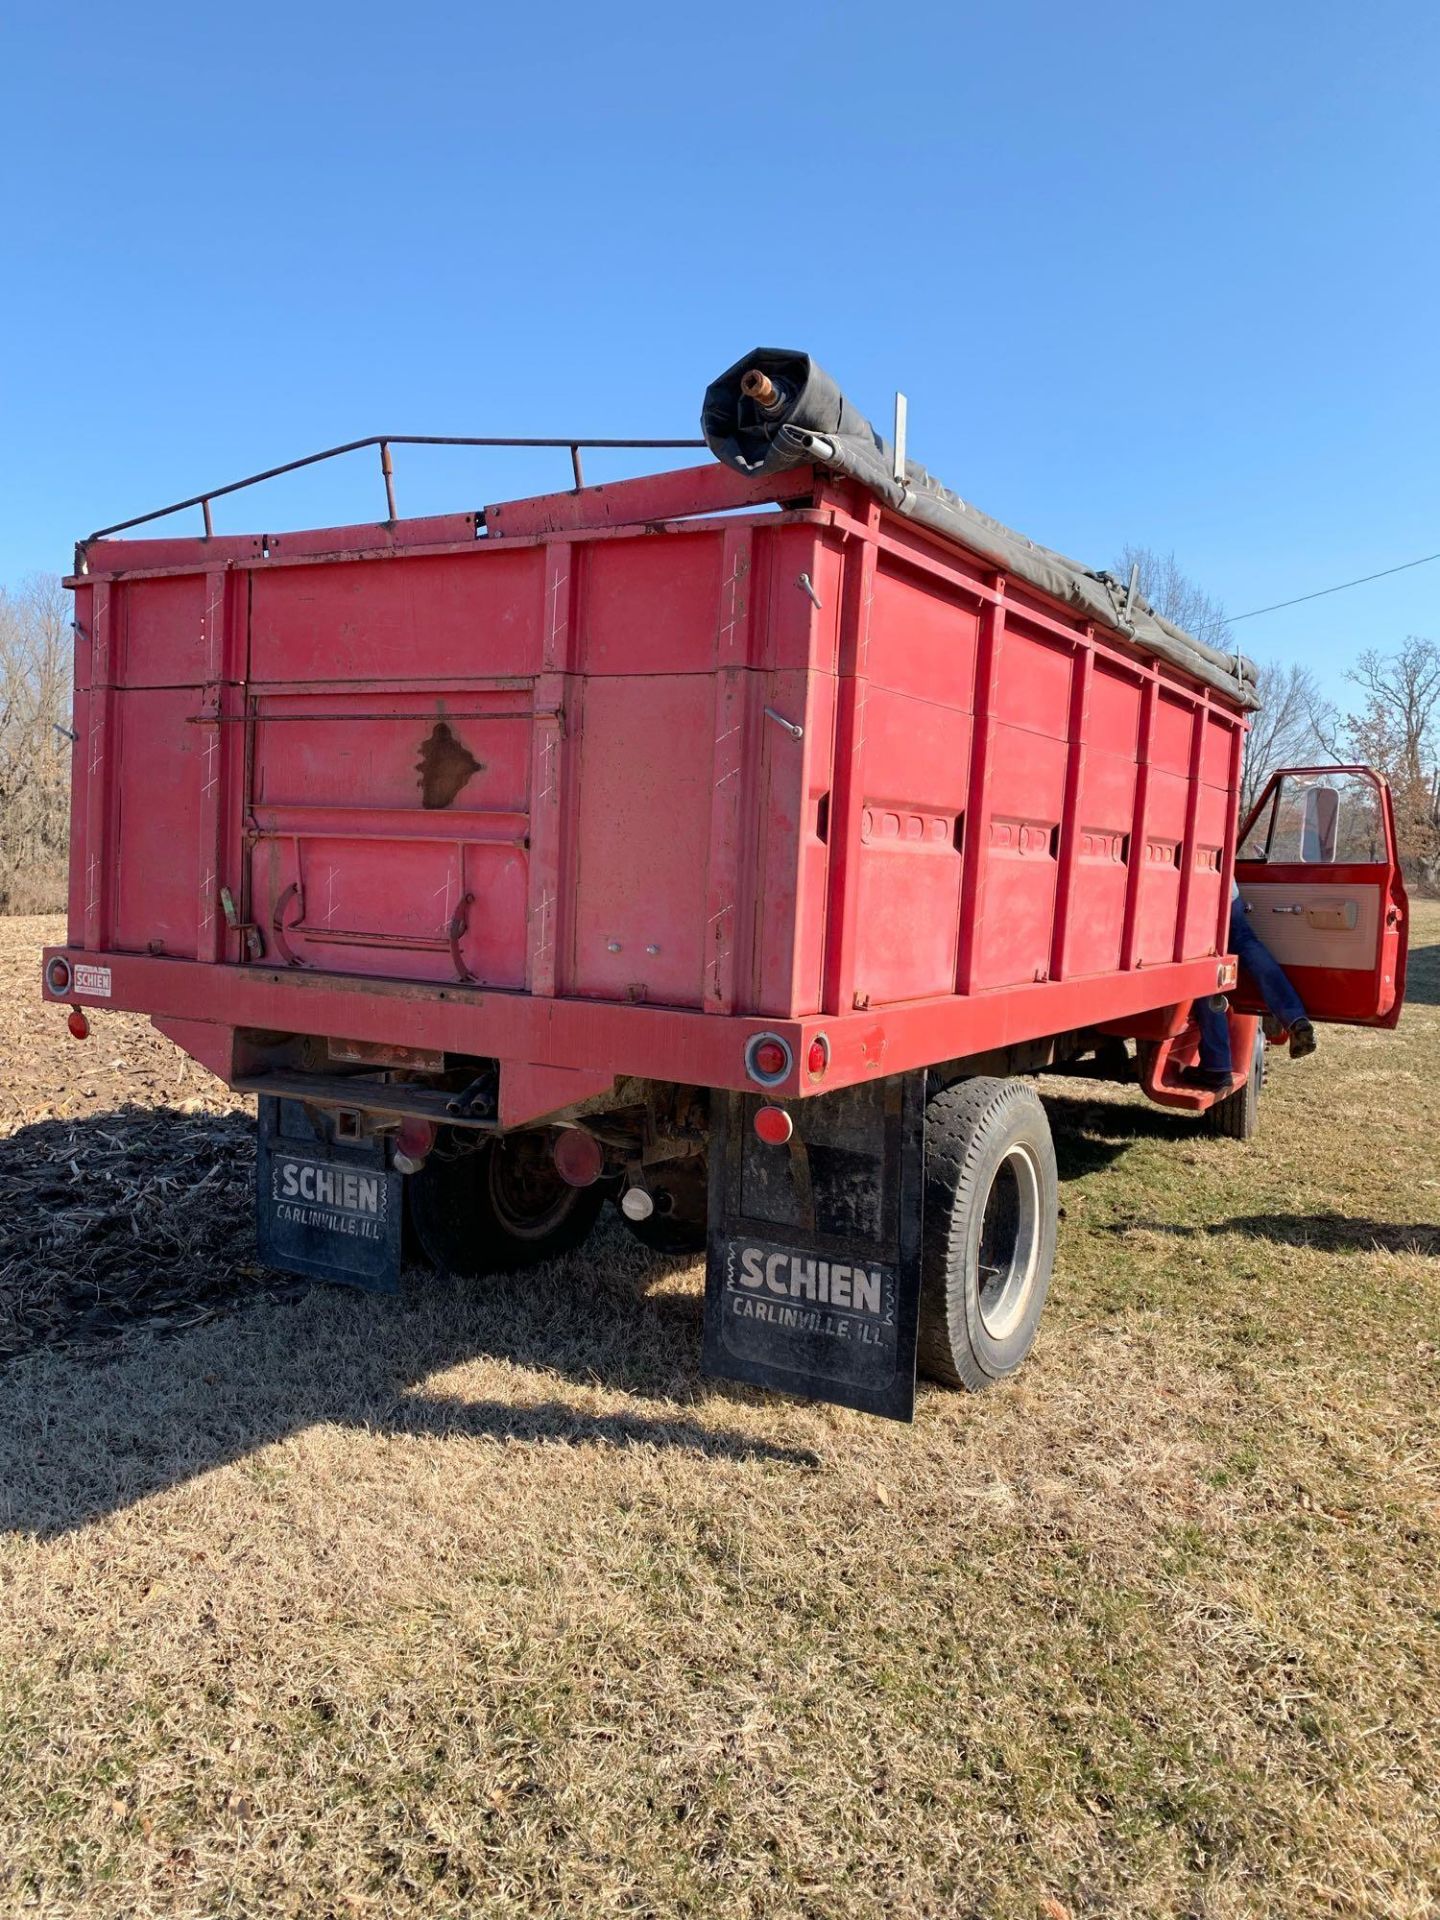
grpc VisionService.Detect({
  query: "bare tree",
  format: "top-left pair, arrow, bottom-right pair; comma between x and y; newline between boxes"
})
1337,636 -> 1440,888
1238,656 -> 1329,818
1113,544 -> 1234,651
0,573 -> 73,914
1112,547 -> 1328,815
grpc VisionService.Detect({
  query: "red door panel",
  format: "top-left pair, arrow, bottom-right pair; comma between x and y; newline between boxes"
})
1232,766 -> 1408,1028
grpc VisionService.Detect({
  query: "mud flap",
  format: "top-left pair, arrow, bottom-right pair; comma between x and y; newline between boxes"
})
703,1073 -> 925,1421
256,1096 -> 403,1292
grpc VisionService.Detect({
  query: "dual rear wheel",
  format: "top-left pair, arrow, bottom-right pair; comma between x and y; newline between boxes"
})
406,1080 -> 1060,1396
408,1130 -> 605,1277
407,1130 -> 707,1276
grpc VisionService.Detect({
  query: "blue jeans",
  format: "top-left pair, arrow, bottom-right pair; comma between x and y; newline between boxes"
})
1197,896 -> 1308,1073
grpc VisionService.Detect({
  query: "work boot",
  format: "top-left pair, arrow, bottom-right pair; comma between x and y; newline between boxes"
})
1288,1018 -> 1317,1059
1178,1064 -> 1234,1091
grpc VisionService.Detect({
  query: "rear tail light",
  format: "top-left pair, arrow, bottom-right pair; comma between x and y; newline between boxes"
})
806,1035 -> 830,1079
45,956 -> 72,996
754,1105 -> 794,1145
745,1032 -> 793,1086
553,1127 -> 605,1188
392,1117 -> 437,1175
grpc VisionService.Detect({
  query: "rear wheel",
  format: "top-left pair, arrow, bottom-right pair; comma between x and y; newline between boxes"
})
917,1077 -> 1058,1392
408,1129 -> 605,1277
1203,1027 -> 1265,1141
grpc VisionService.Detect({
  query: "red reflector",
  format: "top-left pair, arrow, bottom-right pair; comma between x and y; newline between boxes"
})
754,1105 -> 794,1146
806,1037 -> 829,1078
395,1118 -> 436,1164
753,1040 -> 788,1077
553,1127 -> 605,1188
67,1009 -> 90,1040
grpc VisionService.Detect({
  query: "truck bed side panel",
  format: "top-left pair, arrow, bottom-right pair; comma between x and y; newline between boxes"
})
62,469 -> 1250,1098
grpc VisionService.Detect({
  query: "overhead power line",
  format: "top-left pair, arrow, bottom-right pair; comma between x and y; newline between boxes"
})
1231,549 -> 1440,622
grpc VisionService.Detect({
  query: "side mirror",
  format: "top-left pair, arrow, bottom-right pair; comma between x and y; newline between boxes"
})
1301,786 -> 1339,862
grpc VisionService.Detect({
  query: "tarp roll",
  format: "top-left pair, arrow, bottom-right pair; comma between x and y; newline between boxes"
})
702,347 -> 1259,710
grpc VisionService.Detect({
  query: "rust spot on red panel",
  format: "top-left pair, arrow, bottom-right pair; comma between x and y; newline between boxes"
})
417,720 -> 482,809
859,1025 -> 888,1070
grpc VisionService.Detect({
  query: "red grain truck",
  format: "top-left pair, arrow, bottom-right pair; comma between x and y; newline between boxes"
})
42,351 -> 1409,1419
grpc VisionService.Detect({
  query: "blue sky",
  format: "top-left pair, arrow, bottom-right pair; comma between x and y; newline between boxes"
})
3,0 -> 1436,702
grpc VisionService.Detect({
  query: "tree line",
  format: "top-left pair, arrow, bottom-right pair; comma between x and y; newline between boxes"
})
1,562 -> 1436,915
0,575 -> 72,914
1118,545 -> 1439,890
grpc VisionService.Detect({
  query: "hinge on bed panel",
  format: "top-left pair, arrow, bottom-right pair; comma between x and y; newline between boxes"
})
448,892 -> 477,984
219,886 -> 265,962
271,882 -> 306,967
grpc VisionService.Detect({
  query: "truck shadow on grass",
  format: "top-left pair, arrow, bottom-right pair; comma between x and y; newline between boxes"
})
1399,937 -> 1440,1006
1043,1091 -> 1439,1253
1040,1086 -> 1197,1181
1100,1214 -> 1440,1255
0,1107 -> 818,1537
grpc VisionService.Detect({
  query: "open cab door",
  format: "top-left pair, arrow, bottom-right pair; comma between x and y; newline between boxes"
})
1233,766 -> 1408,1028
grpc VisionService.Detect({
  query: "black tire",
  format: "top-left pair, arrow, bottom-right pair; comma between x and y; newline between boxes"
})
619,1157 -> 709,1256
408,1129 -> 604,1277
1203,1027 -> 1265,1141
917,1077 -> 1058,1392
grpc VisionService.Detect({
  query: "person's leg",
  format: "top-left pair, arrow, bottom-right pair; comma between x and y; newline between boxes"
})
1231,915 -> 1308,1030
1195,997 -> 1233,1077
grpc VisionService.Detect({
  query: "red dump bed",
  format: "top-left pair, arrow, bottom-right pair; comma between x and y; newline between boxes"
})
47,460 -> 1247,1123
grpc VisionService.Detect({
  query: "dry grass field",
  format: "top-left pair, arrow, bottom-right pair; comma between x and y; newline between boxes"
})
1,909 -> 1437,1920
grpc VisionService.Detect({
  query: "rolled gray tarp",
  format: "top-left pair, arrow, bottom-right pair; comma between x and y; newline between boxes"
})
702,347 -> 1258,710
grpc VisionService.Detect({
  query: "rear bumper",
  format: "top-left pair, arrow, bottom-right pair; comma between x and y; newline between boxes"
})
41,946 -> 1238,1112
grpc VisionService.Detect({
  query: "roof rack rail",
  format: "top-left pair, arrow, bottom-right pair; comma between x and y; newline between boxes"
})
84,432 -> 708,545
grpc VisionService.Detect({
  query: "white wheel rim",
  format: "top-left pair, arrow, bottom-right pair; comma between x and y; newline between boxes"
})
976,1142 -> 1043,1341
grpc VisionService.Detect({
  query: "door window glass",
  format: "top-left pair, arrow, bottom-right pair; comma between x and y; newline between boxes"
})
1238,771 -> 1389,865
